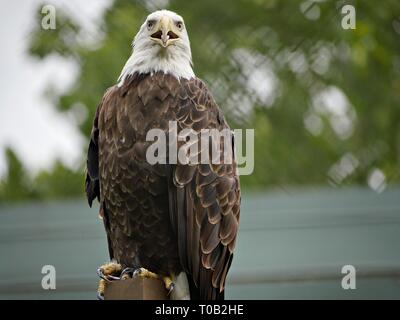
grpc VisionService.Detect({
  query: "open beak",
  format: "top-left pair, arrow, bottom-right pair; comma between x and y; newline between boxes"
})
150,16 -> 179,47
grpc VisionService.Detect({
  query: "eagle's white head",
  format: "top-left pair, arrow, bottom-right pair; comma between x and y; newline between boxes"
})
118,10 -> 195,85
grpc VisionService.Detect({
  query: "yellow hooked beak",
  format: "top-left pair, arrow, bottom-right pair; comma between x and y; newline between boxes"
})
150,16 -> 180,48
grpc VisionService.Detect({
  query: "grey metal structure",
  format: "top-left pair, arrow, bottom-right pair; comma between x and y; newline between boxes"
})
0,187 -> 399,299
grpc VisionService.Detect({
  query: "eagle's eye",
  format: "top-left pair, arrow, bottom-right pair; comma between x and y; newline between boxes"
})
176,21 -> 183,30
147,20 -> 155,30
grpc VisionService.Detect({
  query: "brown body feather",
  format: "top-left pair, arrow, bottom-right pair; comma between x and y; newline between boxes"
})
86,72 -> 240,300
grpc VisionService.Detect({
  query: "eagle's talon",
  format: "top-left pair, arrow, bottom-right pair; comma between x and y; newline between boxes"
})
98,262 -> 122,280
120,267 -> 135,279
163,276 -> 174,294
97,292 -> 105,300
133,267 -> 159,279
97,267 -> 108,281
132,268 -> 140,278
167,282 -> 175,295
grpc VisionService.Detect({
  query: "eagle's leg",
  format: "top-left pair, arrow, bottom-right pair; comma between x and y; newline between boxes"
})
97,262 -> 122,299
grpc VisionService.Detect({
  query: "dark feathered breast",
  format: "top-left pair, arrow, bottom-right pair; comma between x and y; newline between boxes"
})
86,72 -> 240,300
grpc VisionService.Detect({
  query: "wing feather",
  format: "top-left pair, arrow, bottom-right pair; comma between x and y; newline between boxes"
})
85,87 -> 117,260
169,78 -> 241,300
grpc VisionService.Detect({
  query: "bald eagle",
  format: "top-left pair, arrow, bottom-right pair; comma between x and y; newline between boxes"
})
86,10 -> 240,300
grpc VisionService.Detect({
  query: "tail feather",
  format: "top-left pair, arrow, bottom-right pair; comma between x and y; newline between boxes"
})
187,273 -> 225,300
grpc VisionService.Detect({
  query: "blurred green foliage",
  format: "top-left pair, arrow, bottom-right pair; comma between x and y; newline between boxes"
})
0,148 -> 83,202
1,0 -> 399,201
0,148 -> 37,202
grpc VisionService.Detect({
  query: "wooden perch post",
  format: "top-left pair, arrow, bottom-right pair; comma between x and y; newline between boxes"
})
103,277 -> 169,300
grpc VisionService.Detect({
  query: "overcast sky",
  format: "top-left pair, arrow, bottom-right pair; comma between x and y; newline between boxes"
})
0,0 -> 110,176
